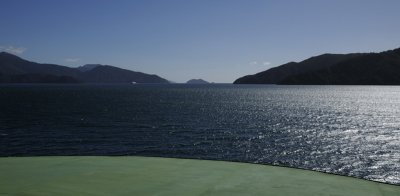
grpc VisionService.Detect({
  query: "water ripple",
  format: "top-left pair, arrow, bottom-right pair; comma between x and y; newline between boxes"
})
0,84 -> 399,184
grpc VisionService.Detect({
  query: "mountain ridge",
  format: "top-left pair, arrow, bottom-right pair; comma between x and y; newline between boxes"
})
0,52 -> 169,84
234,48 -> 400,85
77,64 -> 100,72
280,48 -> 400,85
186,79 -> 210,84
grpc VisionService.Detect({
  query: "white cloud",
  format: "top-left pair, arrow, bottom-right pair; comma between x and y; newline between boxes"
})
249,61 -> 258,65
249,61 -> 271,66
65,58 -> 80,62
263,61 -> 271,66
0,46 -> 26,54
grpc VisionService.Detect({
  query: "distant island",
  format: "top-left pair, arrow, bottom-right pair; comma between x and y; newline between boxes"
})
234,47 -> 400,85
186,79 -> 210,84
0,52 -> 169,84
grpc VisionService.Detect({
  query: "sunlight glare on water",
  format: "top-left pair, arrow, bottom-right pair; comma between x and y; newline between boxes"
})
0,84 -> 399,184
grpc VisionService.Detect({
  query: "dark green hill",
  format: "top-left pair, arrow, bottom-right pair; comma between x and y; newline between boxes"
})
0,52 -> 80,77
80,65 -> 169,83
280,48 -> 400,85
186,79 -> 210,84
234,48 -> 400,85
0,52 -> 169,84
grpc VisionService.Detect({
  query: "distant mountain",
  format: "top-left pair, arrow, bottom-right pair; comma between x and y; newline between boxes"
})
0,52 -> 169,84
80,65 -> 169,83
280,48 -> 400,85
0,52 -> 80,77
234,48 -> 400,85
234,53 -> 363,84
186,79 -> 210,84
77,64 -> 100,72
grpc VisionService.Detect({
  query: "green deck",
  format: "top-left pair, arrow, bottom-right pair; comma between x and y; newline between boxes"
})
0,156 -> 399,196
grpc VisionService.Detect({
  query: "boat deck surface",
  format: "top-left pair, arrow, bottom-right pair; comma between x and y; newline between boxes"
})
0,156 -> 399,196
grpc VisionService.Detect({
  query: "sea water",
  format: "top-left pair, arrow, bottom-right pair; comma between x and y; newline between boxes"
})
0,84 -> 399,184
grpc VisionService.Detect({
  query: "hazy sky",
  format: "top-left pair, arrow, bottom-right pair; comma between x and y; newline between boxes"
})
1,0 -> 400,83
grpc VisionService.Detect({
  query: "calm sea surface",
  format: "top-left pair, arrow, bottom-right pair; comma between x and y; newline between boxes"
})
0,84 -> 399,184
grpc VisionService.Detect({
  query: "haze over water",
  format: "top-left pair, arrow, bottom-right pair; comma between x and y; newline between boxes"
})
1,84 -> 399,184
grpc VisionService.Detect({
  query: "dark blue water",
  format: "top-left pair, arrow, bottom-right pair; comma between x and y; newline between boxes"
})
0,84 -> 399,184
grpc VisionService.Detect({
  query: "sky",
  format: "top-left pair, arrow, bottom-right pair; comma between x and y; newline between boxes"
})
1,0 -> 400,83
